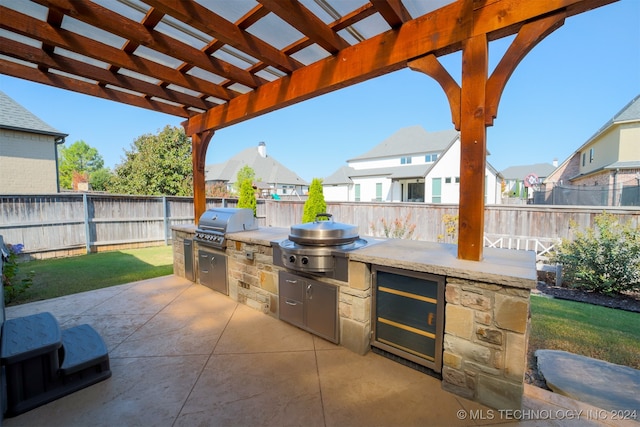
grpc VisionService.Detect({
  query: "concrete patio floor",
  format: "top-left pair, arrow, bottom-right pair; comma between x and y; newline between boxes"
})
3,275 -> 635,427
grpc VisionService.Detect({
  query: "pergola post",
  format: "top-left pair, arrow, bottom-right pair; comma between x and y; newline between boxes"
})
457,34 -> 489,261
189,129 -> 214,225
410,11 -> 566,261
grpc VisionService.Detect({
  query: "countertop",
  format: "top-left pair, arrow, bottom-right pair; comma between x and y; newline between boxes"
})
178,226 -> 537,290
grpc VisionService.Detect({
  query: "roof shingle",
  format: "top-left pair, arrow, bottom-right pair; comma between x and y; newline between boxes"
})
0,90 -> 66,137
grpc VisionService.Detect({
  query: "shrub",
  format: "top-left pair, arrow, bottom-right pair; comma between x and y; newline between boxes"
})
237,178 -> 257,216
369,213 -> 416,239
302,178 -> 327,223
437,214 -> 458,243
552,212 -> 640,295
2,243 -> 35,304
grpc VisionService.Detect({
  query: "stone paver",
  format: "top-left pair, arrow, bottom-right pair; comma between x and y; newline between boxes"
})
536,349 -> 640,413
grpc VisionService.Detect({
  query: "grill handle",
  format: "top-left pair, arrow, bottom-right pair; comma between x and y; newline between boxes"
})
314,213 -> 333,222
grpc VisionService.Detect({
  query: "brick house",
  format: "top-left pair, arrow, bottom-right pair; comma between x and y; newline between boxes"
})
541,94 -> 640,206
0,90 -> 67,194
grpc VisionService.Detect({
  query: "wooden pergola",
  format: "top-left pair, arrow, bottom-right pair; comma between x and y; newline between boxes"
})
0,0 -> 616,261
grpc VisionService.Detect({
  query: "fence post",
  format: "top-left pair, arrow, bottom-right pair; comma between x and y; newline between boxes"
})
83,193 -> 91,254
163,196 -> 169,246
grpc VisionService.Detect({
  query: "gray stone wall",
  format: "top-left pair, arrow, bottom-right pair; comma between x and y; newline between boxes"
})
442,278 -> 530,410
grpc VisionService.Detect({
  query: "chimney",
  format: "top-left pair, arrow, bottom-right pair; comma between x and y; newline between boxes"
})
258,141 -> 267,158
553,158 -> 558,167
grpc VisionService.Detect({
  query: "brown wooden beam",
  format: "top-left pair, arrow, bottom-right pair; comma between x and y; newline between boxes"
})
0,6 -> 237,101
143,0 -> 303,73
0,60 -> 191,117
458,33 -> 488,261
257,0 -> 350,54
185,0 -> 469,134
0,37 -> 214,111
35,0 -> 266,89
186,0 -> 610,135
371,0 -> 412,28
485,12 -> 566,125
190,130 -> 215,225
408,54 -> 461,130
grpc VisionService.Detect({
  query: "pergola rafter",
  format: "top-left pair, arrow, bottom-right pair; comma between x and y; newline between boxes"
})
0,0 -> 617,261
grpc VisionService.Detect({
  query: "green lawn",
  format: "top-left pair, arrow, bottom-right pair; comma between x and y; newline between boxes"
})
7,246 -> 173,305
529,294 -> 640,369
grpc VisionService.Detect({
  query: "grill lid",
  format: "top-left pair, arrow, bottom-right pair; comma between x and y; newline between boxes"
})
197,208 -> 257,233
288,213 -> 359,246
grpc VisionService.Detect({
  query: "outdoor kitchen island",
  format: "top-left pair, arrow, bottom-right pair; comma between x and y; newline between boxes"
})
172,225 -> 536,411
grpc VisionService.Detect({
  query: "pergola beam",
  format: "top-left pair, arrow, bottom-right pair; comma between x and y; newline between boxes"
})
185,0 -> 606,136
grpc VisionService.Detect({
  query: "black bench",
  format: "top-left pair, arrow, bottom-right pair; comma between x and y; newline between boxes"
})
0,236 -> 111,418
1,312 -> 111,417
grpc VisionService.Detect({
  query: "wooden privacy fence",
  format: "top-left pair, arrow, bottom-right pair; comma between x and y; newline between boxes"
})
1,195 -> 639,260
0,194 -> 266,258
264,201 -> 640,262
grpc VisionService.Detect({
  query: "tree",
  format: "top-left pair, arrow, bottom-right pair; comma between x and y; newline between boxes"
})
237,179 -> 257,216
234,165 -> 255,194
302,178 -> 326,223
89,167 -> 113,192
58,140 -> 106,190
109,125 -> 192,196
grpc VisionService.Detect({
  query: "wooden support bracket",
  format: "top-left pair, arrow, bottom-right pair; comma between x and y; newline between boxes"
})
408,55 -> 461,130
485,12 -> 566,125
189,129 -> 215,225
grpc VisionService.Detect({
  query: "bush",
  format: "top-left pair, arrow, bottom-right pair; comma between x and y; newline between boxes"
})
552,212 -> 640,295
237,178 -> 257,216
302,178 -> 327,223
2,243 -> 35,304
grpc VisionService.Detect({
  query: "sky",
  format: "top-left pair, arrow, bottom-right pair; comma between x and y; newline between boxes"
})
1,0 -> 639,183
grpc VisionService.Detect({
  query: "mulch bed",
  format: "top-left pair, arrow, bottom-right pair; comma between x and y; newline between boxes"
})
534,281 -> 640,313
525,281 -> 640,389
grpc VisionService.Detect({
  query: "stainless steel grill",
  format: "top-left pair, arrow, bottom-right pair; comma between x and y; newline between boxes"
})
194,208 -> 258,249
272,214 -> 370,282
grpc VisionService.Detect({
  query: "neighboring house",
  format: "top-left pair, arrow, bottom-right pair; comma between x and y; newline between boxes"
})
500,162 -> 557,203
323,126 -> 501,204
205,142 -> 308,197
0,90 -> 67,194
542,94 -> 640,206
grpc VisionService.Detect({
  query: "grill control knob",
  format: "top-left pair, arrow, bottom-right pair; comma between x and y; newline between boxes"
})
288,255 -> 296,263
301,256 -> 309,265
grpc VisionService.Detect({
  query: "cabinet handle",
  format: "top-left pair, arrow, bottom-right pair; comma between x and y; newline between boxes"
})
285,300 -> 298,306
285,279 -> 297,284
306,284 -> 313,299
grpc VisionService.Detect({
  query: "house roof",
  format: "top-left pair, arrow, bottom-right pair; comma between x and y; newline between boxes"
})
605,161 -> 640,170
545,94 -> 640,184
323,164 -> 435,184
501,163 -> 557,180
0,89 -> 66,138
323,166 -> 355,185
580,93 -> 640,150
347,126 -> 459,162
205,143 -> 308,186
325,127 -> 501,183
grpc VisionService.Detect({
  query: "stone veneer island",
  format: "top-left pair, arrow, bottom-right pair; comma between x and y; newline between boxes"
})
172,225 -> 536,410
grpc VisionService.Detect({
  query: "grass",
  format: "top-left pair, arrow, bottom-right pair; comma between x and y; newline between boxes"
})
7,246 -> 173,306
529,294 -> 640,369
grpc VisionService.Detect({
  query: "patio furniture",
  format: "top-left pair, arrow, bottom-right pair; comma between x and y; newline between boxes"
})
0,312 -> 111,417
